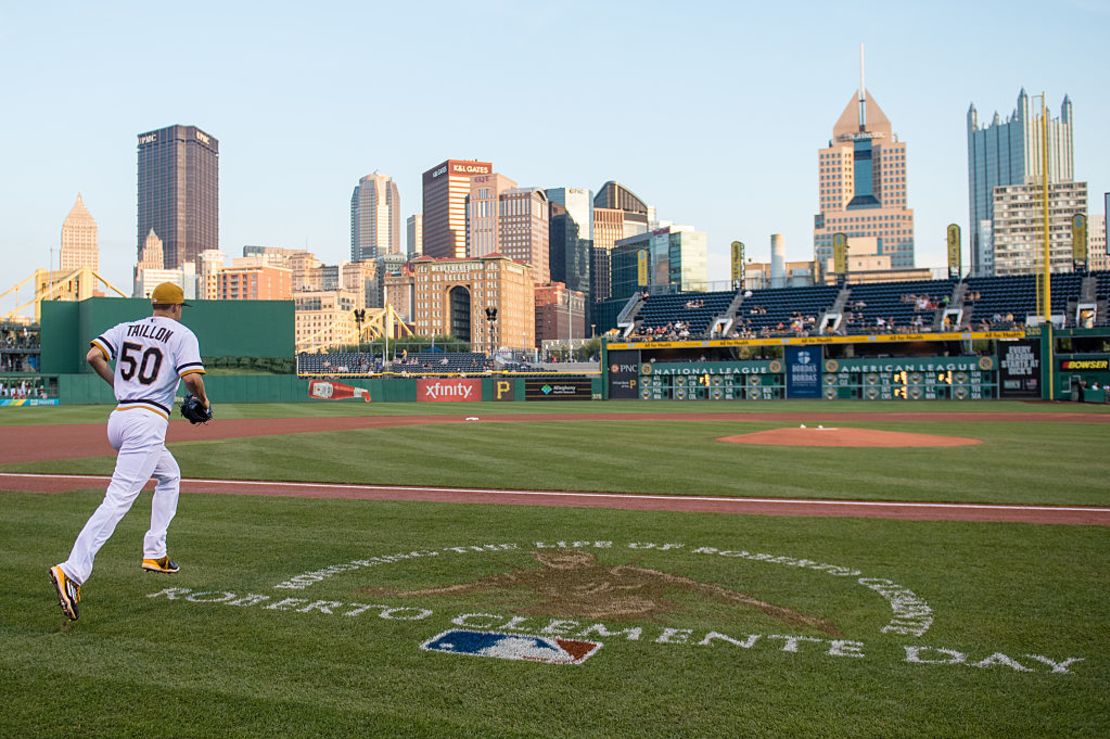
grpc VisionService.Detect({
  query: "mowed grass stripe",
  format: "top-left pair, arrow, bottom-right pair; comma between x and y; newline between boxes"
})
6,417 -> 1107,506
3,399 -> 1110,427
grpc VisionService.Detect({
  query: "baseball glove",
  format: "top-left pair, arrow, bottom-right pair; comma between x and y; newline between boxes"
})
180,394 -> 213,424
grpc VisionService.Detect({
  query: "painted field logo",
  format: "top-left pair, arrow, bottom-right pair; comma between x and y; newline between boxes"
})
422,629 -> 602,665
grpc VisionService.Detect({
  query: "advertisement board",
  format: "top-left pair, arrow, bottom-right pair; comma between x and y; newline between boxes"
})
416,378 -> 481,402
998,340 -> 1041,398
607,350 -> 641,399
490,379 -> 516,401
785,346 -> 822,398
525,378 -> 593,401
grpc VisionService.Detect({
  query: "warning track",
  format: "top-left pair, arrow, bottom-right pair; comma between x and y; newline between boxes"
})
1,473 -> 1107,526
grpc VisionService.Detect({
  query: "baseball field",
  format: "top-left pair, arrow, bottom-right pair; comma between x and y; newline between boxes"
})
2,400 -> 1108,737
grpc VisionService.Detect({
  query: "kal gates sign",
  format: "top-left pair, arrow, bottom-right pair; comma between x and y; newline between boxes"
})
417,378 -> 481,402
147,539 -> 1086,676
525,378 -> 594,401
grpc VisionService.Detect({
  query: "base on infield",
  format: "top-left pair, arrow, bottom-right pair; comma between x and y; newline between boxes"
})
717,427 -> 982,448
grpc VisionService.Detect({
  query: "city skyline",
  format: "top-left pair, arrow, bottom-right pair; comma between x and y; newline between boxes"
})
1,2 -> 1107,306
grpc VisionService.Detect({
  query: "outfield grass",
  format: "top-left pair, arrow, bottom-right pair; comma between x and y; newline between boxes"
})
2,398 -> 1109,426
3,490 -> 1105,737
4,403 -> 1109,506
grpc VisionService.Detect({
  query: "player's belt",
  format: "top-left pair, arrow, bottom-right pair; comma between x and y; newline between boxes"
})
116,398 -> 171,420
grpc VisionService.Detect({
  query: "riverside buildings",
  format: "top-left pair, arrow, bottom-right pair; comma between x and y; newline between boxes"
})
136,125 -> 219,268
410,254 -> 535,353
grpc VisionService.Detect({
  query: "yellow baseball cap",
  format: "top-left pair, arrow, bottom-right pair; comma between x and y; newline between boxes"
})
151,282 -> 190,306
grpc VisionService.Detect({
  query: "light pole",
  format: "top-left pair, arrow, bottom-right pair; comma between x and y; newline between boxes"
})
352,309 -> 365,356
565,296 -> 573,362
484,307 -> 498,360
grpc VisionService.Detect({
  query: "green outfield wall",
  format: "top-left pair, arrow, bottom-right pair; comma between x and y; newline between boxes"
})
50,374 -> 603,405
40,298 -> 294,374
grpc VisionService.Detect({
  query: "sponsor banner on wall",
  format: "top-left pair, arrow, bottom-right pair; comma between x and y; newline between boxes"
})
998,340 -> 1041,398
0,398 -> 59,407
417,378 -> 481,402
608,350 -> 641,400
785,346 -> 822,398
491,379 -> 516,401
308,380 -> 371,402
525,378 -> 593,401
1059,357 -> 1109,371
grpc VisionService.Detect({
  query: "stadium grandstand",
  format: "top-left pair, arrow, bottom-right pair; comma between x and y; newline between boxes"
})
617,271 -> 1110,341
297,351 -> 493,376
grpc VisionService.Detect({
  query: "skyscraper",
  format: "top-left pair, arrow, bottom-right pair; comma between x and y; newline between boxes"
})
967,91 -> 1075,276
592,182 -> 649,304
546,187 -> 593,298
136,125 -> 219,269
499,188 -> 550,284
59,193 -> 98,271
137,229 -> 164,270
350,172 -> 401,262
466,172 -> 518,258
610,226 -> 708,301
813,60 -> 915,270
421,159 -> 493,259
407,214 -> 423,259
549,203 -> 591,297
990,181 -> 1087,276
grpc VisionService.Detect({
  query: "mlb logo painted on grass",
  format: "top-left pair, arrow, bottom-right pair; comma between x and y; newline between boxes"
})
422,629 -> 602,665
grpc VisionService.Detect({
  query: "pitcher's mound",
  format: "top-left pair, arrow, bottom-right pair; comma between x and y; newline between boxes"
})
718,427 -> 982,448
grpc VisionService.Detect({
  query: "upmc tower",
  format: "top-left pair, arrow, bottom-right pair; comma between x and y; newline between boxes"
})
137,125 -> 219,269
422,159 -> 492,259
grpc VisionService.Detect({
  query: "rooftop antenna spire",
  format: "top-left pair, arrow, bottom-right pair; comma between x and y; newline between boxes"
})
858,43 -> 867,132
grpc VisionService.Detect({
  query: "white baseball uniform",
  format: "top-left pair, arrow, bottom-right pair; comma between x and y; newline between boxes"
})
59,315 -> 205,585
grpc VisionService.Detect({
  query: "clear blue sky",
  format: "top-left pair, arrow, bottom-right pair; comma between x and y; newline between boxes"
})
1,0 -> 1107,307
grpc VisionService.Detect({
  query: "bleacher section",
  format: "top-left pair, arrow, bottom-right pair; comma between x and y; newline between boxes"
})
297,351 -> 490,374
296,352 -> 373,374
964,273 -> 1084,328
636,291 -> 736,336
842,279 -> 955,334
737,285 -> 840,335
407,352 -> 488,371
625,271 -> 1110,341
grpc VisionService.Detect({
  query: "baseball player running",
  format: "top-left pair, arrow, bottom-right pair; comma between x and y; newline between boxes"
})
50,283 -> 211,621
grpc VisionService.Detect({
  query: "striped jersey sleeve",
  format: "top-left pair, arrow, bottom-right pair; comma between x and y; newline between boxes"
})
175,330 -> 205,378
90,324 -> 123,362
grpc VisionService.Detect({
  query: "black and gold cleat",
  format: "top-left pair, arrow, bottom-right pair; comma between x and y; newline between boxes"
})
49,565 -> 81,621
141,556 -> 180,574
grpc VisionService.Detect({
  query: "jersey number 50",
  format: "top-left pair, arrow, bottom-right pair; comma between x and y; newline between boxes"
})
119,342 -> 164,385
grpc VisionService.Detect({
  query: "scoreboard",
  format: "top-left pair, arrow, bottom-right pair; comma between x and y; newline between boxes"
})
638,360 -> 784,401
822,357 -> 996,400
